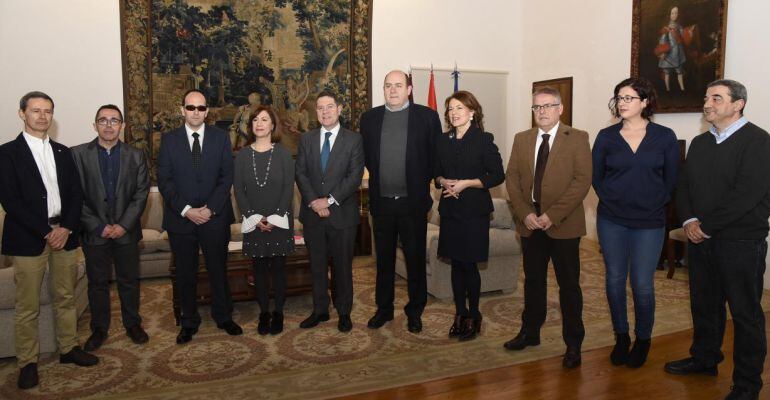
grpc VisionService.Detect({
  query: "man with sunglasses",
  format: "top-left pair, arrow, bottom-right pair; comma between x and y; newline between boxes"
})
504,86 -> 592,369
157,89 -> 242,344
71,105 -> 150,352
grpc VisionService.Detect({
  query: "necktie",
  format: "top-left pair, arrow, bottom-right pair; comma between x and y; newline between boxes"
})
192,132 -> 201,168
533,133 -> 550,206
320,131 -> 332,172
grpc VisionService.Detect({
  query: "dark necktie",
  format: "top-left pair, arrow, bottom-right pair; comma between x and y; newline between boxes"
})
320,131 -> 332,172
192,132 -> 201,168
533,133 -> 550,206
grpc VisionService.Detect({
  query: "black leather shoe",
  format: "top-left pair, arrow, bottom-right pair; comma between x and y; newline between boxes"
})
448,315 -> 466,338
338,314 -> 353,332
257,312 -> 271,335
563,346 -> 582,369
664,357 -> 718,376
270,312 -> 284,335
725,385 -> 759,400
126,325 -> 149,344
626,338 -> 651,368
17,363 -> 38,389
299,313 -> 330,329
367,310 -> 394,329
610,332 -> 631,365
176,327 -> 198,344
84,329 -> 108,351
459,314 -> 482,342
217,320 -> 243,336
60,346 -> 99,366
407,315 -> 422,333
503,331 -> 541,351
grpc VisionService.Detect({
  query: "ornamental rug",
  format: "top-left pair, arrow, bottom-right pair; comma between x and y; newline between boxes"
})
1,241 -> 765,399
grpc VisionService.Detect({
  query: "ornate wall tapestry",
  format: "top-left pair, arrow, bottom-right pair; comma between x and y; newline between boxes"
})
631,0 -> 727,113
120,0 -> 372,179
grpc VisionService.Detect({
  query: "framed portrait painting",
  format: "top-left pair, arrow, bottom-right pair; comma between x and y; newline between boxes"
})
119,0 -> 372,180
531,77 -> 573,128
631,0 -> 728,113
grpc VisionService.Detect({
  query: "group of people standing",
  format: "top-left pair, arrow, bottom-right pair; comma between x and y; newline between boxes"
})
1,72 -> 767,400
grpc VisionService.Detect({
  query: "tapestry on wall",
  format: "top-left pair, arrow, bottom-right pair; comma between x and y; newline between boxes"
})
120,0 -> 372,180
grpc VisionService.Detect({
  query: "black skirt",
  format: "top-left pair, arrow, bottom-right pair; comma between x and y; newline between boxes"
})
437,215 -> 490,263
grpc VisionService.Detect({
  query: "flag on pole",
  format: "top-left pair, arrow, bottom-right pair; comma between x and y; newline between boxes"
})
451,62 -> 460,93
427,64 -> 437,111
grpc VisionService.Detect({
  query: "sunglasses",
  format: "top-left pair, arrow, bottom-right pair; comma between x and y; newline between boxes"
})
184,105 -> 208,112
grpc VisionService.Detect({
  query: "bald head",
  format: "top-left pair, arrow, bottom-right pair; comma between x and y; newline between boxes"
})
383,70 -> 411,109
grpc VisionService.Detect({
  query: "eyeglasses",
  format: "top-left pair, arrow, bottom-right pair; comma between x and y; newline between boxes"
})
531,103 -> 560,112
96,118 -> 123,127
612,95 -> 642,104
184,105 -> 208,112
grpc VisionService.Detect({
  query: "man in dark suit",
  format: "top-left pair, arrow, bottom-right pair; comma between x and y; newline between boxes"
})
0,91 -> 98,390
71,104 -> 150,351
296,91 -> 365,332
504,86 -> 592,368
359,70 -> 442,333
157,89 -> 242,344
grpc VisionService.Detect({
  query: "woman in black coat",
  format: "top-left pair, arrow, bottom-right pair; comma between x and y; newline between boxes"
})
435,90 -> 505,341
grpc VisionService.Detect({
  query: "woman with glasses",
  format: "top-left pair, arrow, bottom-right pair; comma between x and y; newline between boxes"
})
435,91 -> 504,341
233,105 -> 295,335
592,77 -> 679,367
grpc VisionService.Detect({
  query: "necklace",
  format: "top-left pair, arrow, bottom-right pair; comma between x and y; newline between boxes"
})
251,143 -> 275,187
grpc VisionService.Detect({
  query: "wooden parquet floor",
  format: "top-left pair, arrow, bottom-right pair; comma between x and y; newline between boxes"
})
339,312 -> 770,400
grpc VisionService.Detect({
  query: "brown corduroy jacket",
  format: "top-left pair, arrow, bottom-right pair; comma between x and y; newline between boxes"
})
505,123 -> 592,239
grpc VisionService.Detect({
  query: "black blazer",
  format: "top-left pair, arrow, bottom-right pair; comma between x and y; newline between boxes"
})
296,127 -> 365,229
0,133 -> 82,256
434,126 -> 505,218
359,103 -> 442,216
156,125 -> 234,233
71,139 -> 150,245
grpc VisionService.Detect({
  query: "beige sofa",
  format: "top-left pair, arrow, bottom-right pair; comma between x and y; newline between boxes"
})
0,207 -> 89,359
395,193 -> 522,300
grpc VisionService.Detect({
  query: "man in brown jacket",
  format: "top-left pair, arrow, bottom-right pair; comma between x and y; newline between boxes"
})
503,86 -> 592,369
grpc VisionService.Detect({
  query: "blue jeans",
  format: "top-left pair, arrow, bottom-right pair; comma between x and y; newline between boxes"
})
597,217 -> 665,339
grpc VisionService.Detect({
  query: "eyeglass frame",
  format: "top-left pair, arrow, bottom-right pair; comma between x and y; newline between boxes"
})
531,103 -> 561,112
184,105 -> 208,112
95,118 -> 123,127
611,95 -> 642,104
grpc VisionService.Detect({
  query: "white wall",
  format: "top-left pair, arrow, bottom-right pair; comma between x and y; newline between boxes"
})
0,1 -> 124,146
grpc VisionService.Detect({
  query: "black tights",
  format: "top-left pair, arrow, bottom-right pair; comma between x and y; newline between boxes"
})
451,260 -> 481,318
252,256 -> 286,313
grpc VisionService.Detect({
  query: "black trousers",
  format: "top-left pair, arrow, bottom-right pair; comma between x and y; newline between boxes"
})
304,221 -> 357,315
372,197 -> 427,317
520,230 -> 584,347
688,239 -> 767,392
168,217 -> 232,329
82,241 -> 141,332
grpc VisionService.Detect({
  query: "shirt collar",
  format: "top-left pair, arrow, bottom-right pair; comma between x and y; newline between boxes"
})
98,140 -> 121,154
321,123 -> 341,137
537,122 -> 560,139
22,131 -> 50,145
185,124 -> 205,137
385,101 -> 410,112
710,116 -> 748,139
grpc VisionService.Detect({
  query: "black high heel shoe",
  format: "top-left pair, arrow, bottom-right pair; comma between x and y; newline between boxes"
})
459,314 -> 482,341
448,315 -> 466,338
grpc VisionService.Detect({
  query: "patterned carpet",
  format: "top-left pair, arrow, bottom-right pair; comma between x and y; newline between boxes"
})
0,241 -> 762,399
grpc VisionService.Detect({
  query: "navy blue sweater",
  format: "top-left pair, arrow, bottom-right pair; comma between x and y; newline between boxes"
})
592,121 -> 679,228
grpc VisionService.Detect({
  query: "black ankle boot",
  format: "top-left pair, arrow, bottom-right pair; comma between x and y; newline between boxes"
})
610,332 -> 631,365
448,315 -> 466,338
627,338 -> 651,368
270,312 -> 284,335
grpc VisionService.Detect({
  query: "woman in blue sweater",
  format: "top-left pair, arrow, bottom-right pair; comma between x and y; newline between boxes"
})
592,77 -> 679,367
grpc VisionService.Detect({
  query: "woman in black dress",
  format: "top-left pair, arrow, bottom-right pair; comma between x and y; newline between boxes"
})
233,105 -> 295,335
435,91 -> 505,341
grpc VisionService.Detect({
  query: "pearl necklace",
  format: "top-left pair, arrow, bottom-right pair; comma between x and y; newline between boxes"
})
251,143 -> 275,187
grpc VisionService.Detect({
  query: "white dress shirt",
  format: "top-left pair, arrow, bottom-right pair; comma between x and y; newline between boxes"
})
532,122 -> 559,202
181,124 -> 206,217
23,131 -> 61,218
319,123 -> 340,150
